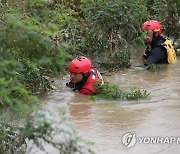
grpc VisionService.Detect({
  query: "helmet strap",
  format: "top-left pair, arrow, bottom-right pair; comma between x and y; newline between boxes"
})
151,32 -> 159,43
153,31 -> 159,37
82,72 -> 90,80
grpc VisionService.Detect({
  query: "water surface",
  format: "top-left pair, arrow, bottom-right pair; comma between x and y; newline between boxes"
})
43,60 -> 180,154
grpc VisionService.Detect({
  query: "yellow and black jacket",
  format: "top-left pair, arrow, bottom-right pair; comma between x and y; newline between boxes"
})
143,36 -> 177,65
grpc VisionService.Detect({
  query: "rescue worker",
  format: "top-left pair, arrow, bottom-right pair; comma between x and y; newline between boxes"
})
142,20 -> 177,66
66,56 -> 103,95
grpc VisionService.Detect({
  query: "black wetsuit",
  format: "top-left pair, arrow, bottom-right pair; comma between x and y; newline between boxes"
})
143,35 -> 168,66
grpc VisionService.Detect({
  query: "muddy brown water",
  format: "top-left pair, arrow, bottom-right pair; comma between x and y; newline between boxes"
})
41,60 -> 180,154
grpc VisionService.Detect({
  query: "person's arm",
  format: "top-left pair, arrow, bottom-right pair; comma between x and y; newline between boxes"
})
143,48 -> 151,60
79,88 -> 94,95
144,47 -> 165,66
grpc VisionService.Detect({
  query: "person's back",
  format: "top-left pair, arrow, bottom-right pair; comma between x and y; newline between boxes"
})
144,35 -> 168,65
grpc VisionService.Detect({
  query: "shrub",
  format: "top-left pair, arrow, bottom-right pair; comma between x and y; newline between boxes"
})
0,109 -> 94,154
91,81 -> 149,100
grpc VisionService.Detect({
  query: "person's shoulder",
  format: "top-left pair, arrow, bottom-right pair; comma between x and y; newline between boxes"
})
155,35 -> 166,46
88,69 -> 100,80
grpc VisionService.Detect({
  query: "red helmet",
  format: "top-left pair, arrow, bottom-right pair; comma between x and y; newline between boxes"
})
68,56 -> 92,73
142,20 -> 162,35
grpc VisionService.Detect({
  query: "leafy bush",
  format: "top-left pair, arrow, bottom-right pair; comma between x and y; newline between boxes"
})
80,0 -> 149,51
72,0 -> 150,68
108,50 -> 130,68
0,122 -> 26,154
91,81 -> 149,100
0,0 -> 77,94
17,60 -> 54,95
22,109 -> 94,154
0,1 -> 94,153
0,59 -> 38,112
0,109 -> 94,154
147,0 -> 180,40
146,64 -> 161,72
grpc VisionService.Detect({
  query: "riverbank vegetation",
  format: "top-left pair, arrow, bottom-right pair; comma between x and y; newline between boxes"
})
91,81 -> 149,101
0,0 -> 179,153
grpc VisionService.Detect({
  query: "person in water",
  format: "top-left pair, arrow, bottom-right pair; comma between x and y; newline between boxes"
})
66,56 -> 104,95
142,20 -> 177,66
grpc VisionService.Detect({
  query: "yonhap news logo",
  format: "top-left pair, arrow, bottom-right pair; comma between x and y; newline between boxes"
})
122,132 -> 180,148
122,132 -> 137,148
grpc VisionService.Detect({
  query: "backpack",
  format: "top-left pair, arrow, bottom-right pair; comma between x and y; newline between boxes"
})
163,39 -> 177,64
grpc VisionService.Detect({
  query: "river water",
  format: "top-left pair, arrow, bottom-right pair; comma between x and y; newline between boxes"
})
41,60 -> 180,154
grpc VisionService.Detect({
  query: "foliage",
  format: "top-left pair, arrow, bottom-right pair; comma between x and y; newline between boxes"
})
0,1 -> 94,154
17,60 -> 54,95
98,50 -> 130,69
146,0 -> 180,41
0,122 -> 26,154
0,59 -> 38,112
71,0 -> 150,68
80,0 -> 149,52
1,7 -> 66,75
21,109 -> 94,154
146,64 -> 161,72
108,50 -> 130,68
0,109 -> 94,154
52,0 -> 81,11
0,0 -> 77,95
91,81 -> 149,100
